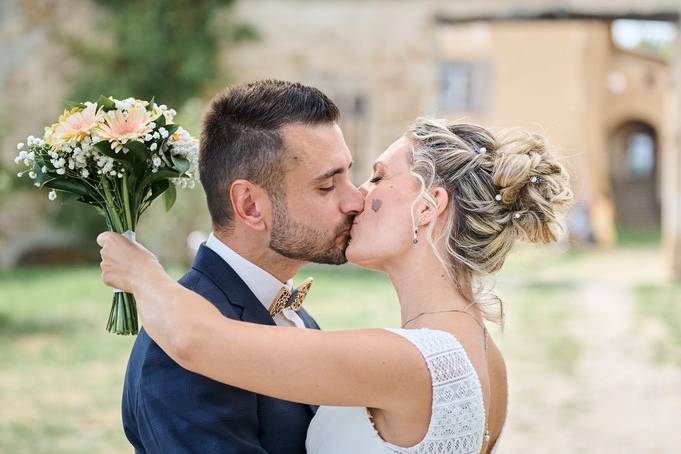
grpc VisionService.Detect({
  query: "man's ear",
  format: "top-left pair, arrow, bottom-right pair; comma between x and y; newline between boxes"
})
229,180 -> 270,231
415,186 -> 449,227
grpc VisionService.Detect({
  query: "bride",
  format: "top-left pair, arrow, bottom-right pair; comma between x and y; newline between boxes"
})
98,118 -> 572,453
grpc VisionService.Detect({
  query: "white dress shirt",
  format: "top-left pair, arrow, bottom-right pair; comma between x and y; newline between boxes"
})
205,233 -> 306,328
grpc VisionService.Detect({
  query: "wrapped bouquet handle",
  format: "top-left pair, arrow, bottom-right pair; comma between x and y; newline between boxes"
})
112,230 -> 136,294
107,230 -> 138,335
15,96 -> 199,335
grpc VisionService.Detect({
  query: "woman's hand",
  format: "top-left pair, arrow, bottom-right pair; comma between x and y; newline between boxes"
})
97,232 -> 162,294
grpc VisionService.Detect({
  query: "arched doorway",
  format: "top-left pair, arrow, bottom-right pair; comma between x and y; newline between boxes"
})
608,121 -> 660,232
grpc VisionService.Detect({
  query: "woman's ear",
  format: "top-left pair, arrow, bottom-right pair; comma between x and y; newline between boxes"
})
415,186 -> 449,227
431,187 -> 449,217
229,180 -> 270,231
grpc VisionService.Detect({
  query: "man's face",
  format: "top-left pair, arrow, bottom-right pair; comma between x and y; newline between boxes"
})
269,122 -> 364,264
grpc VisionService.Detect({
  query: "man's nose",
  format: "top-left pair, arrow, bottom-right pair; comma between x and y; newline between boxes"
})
358,181 -> 369,197
340,184 -> 365,215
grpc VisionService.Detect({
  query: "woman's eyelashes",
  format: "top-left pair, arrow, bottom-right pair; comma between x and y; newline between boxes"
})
369,174 -> 383,184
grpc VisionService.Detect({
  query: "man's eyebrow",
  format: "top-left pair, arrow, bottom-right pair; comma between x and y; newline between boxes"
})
313,162 -> 353,182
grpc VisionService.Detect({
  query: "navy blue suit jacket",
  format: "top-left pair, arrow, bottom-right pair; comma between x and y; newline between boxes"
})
122,244 -> 320,453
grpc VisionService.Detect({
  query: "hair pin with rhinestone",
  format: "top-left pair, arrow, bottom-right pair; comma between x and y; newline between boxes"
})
530,176 -> 541,184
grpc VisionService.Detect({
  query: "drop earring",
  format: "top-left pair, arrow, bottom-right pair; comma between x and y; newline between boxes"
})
412,227 -> 418,244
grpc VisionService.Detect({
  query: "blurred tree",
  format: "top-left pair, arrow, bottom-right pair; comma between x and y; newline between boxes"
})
68,0 -> 256,106
47,0 -> 257,259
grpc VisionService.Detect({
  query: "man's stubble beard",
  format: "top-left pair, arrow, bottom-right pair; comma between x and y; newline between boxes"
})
268,194 -> 352,265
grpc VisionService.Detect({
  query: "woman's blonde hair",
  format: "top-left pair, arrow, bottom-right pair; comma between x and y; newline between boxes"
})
406,118 -> 574,324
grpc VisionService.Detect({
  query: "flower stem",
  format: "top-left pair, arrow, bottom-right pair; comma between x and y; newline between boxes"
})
122,173 -> 134,231
102,175 -> 139,335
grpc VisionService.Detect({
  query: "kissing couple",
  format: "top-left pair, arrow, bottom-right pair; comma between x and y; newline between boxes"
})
98,79 -> 573,453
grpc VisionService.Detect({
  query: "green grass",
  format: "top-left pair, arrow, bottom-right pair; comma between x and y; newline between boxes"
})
635,283 -> 681,366
0,264 -> 398,453
496,283 -> 582,376
1,252 -> 655,452
615,225 -> 661,246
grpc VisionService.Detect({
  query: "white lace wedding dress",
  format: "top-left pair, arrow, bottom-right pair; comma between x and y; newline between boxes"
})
305,328 -> 501,454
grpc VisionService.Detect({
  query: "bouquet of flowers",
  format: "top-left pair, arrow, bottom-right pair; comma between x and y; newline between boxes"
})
14,96 -> 198,335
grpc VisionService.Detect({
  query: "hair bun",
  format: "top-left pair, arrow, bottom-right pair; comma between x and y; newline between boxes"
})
492,129 -> 573,243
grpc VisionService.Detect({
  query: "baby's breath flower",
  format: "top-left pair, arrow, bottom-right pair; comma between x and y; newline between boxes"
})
48,190 -> 57,201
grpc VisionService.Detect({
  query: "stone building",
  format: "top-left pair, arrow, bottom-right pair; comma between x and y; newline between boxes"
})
229,2 -> 673,237
227,0 -> 681,276
2,0 -> 681,277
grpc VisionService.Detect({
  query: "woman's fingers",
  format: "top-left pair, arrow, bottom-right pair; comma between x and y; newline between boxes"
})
97,231 -> 160,293
98,232 -> 126,289
96,231 -> 118,247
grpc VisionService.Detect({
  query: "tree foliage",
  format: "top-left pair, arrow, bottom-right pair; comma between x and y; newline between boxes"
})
70,0 -> 256,107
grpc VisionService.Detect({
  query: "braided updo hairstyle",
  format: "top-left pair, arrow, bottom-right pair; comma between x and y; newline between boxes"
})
406,118 -> 574,324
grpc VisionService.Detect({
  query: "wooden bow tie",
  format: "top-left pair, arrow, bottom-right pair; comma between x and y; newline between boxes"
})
269,277 -> 314,317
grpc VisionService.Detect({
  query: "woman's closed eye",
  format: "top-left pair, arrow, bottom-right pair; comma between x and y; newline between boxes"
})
369,175 -> 382,184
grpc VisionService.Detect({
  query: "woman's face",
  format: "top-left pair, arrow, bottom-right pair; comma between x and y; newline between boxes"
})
347,136 -> 421,270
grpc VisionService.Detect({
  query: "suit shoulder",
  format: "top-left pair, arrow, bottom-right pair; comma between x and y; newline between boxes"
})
178,267 -> 203,289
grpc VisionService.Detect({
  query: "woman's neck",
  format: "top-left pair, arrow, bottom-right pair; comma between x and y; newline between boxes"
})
383,246 -> 473,328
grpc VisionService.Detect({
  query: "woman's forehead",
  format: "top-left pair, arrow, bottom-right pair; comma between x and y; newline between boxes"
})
375,136 -> 411,169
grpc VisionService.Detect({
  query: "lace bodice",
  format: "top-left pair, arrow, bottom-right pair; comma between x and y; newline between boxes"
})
305,328 -> 488,454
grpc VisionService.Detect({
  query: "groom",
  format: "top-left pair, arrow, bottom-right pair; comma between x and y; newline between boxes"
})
122,80 -> 364,453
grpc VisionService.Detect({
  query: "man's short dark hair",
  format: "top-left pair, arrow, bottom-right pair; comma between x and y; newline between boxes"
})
199,79 -> 340,230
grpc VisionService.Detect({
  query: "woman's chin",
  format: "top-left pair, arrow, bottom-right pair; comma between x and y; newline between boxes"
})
346,242 -> 383,271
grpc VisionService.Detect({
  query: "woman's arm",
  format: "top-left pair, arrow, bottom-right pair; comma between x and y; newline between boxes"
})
97,232 -> 429,411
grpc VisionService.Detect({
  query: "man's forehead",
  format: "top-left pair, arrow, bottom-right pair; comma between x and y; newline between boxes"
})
281,122 -> 351,167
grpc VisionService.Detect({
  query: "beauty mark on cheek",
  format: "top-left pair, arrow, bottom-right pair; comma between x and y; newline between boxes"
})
371,199 -> 383,212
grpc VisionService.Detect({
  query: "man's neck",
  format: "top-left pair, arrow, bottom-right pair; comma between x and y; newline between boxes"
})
213,229 -> 305,283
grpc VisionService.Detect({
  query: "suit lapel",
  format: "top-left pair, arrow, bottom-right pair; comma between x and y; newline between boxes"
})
190,244 -> 276,326
191,244 -> 319,415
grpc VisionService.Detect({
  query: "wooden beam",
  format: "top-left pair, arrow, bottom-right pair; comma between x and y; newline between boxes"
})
435,8 -> 681,25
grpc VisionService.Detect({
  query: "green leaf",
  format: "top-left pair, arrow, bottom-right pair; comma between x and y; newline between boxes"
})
164,124 -> 179,136
65,100 -> 85,110
93,141 -> 134,170
32,162 -> 58,185
154,113 -> 166,128
125,141 -> 150,163
146,168 -> 182,184
97,95 -> 116,110
163,183 -> 177,211
93,141 -> 117,158
170,155 -> 190,174
43,178 -> 90,196
147,179 -> 170,204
